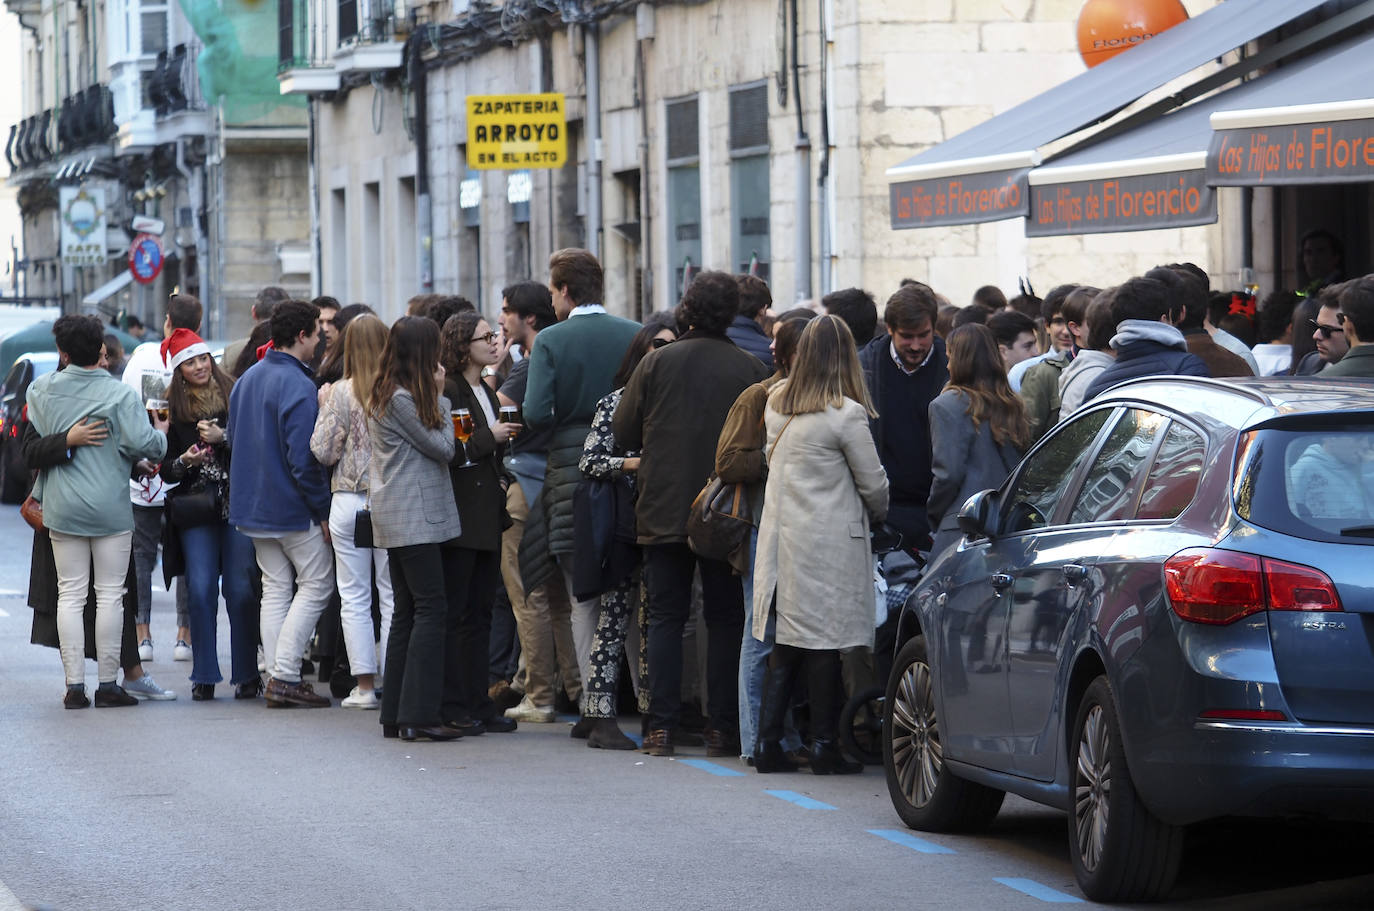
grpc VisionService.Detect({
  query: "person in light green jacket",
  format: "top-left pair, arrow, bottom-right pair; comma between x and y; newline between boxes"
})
26,315 -> 167,708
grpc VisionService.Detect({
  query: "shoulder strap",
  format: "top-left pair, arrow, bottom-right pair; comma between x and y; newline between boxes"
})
767,414 -> 797,460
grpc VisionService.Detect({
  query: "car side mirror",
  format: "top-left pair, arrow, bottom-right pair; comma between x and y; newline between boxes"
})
956,489 -> 998,539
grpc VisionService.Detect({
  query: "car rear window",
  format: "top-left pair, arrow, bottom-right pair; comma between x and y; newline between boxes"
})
1235,425 -> 1374,544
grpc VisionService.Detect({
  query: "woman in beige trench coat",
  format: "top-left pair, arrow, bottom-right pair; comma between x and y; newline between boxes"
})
751,315 -> 888,774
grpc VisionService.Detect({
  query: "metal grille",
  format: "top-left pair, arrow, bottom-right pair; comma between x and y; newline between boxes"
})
666,97 -> 698,162
729,83 -> 768,152
278,0 -> 294,66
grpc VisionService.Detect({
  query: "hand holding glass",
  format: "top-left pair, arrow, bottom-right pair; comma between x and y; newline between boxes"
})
453,408 -> 475,466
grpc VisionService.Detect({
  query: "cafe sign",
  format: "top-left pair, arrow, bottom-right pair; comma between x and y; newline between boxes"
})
889,168 -> 1030,229
1208,106 -> 1374,186
1027,166 -> 1215,236
60,187 -> 107,266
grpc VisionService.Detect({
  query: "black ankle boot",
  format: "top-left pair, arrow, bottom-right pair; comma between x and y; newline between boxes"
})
754,739 -> 799,774
809,739 -> 862,775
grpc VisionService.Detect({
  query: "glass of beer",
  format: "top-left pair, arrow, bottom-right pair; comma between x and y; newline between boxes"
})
146,398 -> 169,425
453,408 -> 475,466
499,404 -> 521,440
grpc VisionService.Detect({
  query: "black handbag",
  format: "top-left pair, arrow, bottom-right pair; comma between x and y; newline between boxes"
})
353,507 -> 374,548
166,482 -> 222,529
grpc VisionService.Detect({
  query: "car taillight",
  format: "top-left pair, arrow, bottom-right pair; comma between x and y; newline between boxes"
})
1264,558 -> 1342,612
1164,548 -> 1342,625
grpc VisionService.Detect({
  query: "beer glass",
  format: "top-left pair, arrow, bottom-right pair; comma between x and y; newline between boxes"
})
147,398 -> 169,425
453,408 -> 475,466
499,404 -> 521,439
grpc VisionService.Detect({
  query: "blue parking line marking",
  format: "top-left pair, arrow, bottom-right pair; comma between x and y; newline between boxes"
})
764,789 -> 836,810
993,878 -> 1084,903
866,829 -> 957,855
677,759 -> 747,777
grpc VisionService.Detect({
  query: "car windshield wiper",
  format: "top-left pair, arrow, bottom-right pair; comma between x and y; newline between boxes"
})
1338,524 -> 1374,537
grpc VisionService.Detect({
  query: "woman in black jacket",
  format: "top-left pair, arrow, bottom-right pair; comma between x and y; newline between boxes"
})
438,311 -> 519,734
25,343 -> 176,702
158,330 -> 259,701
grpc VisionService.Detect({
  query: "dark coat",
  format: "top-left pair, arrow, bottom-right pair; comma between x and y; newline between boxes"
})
1084,336 -> 1210,400
22,424 -> 139,671
857,334 -> 949,540
1320,344 -> 1374,377
613,330 -> 769,545
726,315 -> 774,372
443,376 -> 509,552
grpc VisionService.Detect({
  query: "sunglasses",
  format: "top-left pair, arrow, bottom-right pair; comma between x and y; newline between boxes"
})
651,338 -> 673,349
469,331 -> 498,344
1310,319 -> 1345,339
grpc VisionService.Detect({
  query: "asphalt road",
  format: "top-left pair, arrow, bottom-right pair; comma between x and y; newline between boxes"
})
1,503 -> 1372,911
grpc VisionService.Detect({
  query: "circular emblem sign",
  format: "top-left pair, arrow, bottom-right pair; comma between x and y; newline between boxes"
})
129,233 -> 164,285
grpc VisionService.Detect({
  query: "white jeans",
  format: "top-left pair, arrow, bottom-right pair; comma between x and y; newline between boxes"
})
50,530 -> 133,686
249,525 -> 335,683
328,491 -> 394,680
561,564 -> 601,695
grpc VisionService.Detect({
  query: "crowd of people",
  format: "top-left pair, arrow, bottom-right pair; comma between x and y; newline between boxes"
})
22,239 -> 1374,764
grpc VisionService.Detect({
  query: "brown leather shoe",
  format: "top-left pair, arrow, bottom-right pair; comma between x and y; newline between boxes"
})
642,728 -> 674,757
704,727 -> 741,758
265,676 -> 331,708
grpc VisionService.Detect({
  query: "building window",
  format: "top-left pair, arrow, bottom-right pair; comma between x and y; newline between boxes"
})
729,82 -> 770,281
395,175 -> 417,316
339,0 -> 359,44
458,161 -> 482,305
330,187 -> 348,299
666,95 -> 701,298
140,0 -> 168,58
363,182 -> 381,308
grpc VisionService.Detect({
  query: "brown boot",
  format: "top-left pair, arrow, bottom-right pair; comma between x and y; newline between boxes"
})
587,718 -> 637,751
642,728 -> 675,757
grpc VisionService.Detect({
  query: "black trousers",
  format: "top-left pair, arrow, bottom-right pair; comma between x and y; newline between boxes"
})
381,543 -> 450,727
643,542 -> 743,733
761,643 -> 845,745
441,547 -> 500,724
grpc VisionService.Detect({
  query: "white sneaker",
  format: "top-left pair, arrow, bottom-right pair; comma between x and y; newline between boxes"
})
341,686 -> 379,710
504,697 -> 556,723
138,639 -> 153,662
123,674 -> 178,700
173,640 -> 192,662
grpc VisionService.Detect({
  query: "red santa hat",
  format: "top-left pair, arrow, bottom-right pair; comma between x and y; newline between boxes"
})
161,328 -> 211,372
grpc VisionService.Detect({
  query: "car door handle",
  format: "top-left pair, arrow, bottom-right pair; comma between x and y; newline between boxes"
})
990,572 -> 1014,590
1063,564 -> 1088,584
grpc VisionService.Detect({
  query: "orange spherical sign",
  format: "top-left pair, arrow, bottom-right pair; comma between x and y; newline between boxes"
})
1077,0 -> 1189,68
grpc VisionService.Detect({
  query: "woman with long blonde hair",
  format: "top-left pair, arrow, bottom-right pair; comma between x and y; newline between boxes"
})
927,323 -> 1029,556
751,314 -> 888,774
311,314 -> 394,709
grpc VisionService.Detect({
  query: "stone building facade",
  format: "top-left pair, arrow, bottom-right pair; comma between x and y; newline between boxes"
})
287,0 -> 1244,323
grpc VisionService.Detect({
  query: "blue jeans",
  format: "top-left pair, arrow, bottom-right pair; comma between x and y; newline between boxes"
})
181,522 -> 259,686
738,528 -> 801,758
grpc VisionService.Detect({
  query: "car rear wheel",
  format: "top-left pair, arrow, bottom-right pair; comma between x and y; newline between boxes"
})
1069,676 -> 1183,902
883,635 -> 1003,832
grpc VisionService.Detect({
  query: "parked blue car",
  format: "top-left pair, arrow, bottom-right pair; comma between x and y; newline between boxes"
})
881,376 -> 1374,902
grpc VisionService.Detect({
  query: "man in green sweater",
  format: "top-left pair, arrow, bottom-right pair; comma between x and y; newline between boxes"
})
523,248 -> 640,725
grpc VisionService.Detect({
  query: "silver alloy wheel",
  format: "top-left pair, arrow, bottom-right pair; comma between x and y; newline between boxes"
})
889,659 -> 942,808
1074,704 -> 1111,872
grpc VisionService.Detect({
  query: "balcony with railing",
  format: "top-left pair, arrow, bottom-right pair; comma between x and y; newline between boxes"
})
147,41 -> 213,142
7,84 -> 119,179
332,0 -> 406,73
278,0 -> 341,95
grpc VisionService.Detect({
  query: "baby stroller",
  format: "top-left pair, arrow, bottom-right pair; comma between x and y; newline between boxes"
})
839,525 -> 927,766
